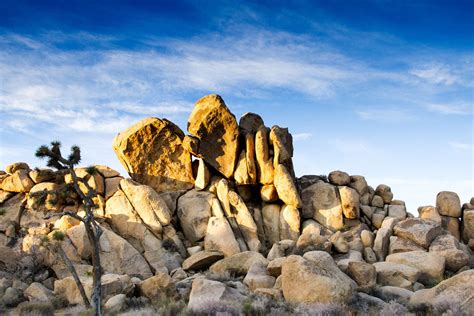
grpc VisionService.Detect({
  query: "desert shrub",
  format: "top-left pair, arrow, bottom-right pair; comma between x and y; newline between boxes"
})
51,295 -> 69,309
294,302 -> 351,316
241,295 -> 293,316
19,302 -> 54,316
433,299 -> 470,316
187,298 -> 241,316
379,301 -> 408,316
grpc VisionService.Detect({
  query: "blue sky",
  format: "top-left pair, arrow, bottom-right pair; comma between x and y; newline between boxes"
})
0,0 -> 473,212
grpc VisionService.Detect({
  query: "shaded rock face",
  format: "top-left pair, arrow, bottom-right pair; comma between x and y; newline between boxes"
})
187,94 -> 239,178
113,117 -> 194,193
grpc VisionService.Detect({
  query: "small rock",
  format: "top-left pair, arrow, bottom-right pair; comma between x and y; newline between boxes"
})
210,251 -> 268,276
436,191 -> 461,217
347,261 -> 376,292
328,170 -> 350,186
243,262 -> 275,291
182,251 -> 224,271
105,294 -> 127,314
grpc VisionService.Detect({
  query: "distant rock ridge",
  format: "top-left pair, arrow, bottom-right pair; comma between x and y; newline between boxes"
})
0,94 -> 473,313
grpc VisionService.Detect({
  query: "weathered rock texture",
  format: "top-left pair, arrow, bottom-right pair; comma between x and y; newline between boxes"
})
1,94 -> 472,314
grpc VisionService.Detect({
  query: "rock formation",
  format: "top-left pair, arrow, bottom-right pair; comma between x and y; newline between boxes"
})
0,94 -> 473,314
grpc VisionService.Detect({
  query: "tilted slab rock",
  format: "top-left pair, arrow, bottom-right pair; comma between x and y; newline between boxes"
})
373,228 -> 392,261
67,223 -> 153,279
281,252 -> 356,304
194,158 -> 210,191
393,218 -> 443,248
373,262 -> 420,289
182,251 -> 224,271
388,236 -> 425,254
428,234 -> 469,271
121,179 -> 172,229
188,94 -> 239,178
105,190 -> 178,272
210,251 -> 268,276
204,216 -> 241,257
409,270 -> 474,314
177,190 -> 213,243
255,126 -> 274,184
228,190 -> 261,252
386,251 -> 445,286
274,164 -> 301,208
301,181 -> 343,231
113,117 -> 194,193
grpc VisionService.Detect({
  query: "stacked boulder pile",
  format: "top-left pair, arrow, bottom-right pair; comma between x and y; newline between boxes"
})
0,94 -> 473,314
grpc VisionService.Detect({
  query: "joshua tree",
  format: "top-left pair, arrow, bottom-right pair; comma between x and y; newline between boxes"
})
35,141 -> 103,315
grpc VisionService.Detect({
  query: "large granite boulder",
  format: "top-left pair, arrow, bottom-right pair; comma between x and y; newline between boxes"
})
409,269 -> 474,314
281,252 -> 356,303
393,218 -> 443,248
301,181 -> 343,231
187,94 -> 239,178
177,190 -> 214,243
112,117 -> 194,193
187,278 -> 246,313
436,191 -> 461,217
121,179 -> 172,229
386,251 -> 445,286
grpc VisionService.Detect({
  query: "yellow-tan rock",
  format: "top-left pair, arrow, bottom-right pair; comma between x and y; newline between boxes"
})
273,164 -> 301,208
255,126 -> 274,184
187,95 -> 239,178
1,170 -> 34,193
113,117 -> 194,193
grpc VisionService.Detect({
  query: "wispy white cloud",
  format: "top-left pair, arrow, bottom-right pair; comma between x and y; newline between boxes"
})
410,64 -> 459,86
424,103 -> 472,115
293,133 -> 312,141
448,141 -> 472,151
356,108 -> 414,121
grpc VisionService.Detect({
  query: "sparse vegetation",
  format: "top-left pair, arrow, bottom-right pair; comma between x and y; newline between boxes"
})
35,141 -> 103,315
